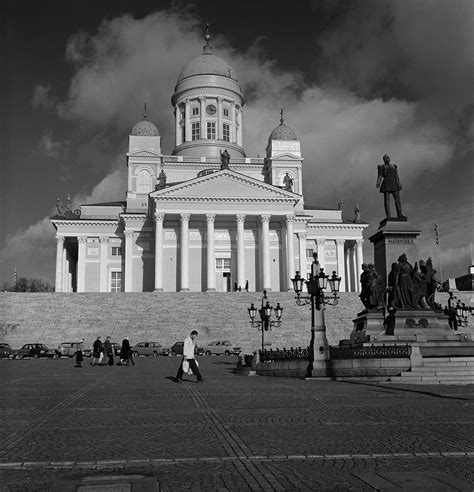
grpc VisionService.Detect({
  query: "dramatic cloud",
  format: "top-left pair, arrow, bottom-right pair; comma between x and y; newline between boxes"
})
37,129 -> 69,159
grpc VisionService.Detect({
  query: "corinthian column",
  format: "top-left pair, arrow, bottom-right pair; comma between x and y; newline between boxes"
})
206,213 -> 216,291
217,97 -> 223,139
286,215 -> 295,290
355,239 -> 364,292
261,214 -> 271,291
297,232 -> 307,277
124,231 -> 134,292
236,214 -> 246,289
184,99 -> 191,142
99,237 -> 109,292
154,212 -> 164,291
175,105 -> 181,146
180,213 -> 190,291
336,239 -> 346,292
55,235 -> 65,292
316,239 -> 326,272
77,237 -> 87,293
199,96 -> 206,139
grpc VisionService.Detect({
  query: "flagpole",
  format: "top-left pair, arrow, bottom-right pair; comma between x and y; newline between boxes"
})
435,223 -> 443,281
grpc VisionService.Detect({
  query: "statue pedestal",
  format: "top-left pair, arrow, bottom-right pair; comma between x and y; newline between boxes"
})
368,218 -> 420,283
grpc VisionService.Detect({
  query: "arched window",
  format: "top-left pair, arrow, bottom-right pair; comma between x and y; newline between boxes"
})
137,169 -> 152,193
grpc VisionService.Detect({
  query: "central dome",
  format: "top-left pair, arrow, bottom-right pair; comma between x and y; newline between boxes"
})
177,52 -> 238,83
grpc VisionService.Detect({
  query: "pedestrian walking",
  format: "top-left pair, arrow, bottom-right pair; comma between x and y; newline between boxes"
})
120,336 -> 135,366
91,336 -> 103,366
174,330 -> 203,383
103,336 -> 114,366
74,338 -> 85,368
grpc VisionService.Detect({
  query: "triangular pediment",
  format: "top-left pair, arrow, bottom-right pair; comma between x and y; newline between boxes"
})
150,170 -> 299,204
271,153 -> 303,160
127,149 -> 161,158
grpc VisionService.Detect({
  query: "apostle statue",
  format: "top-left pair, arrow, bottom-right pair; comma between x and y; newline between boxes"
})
376,154 -> 406,220
283,172 -> 294,191
157,168 -> 167,189
220,149 -> 231,170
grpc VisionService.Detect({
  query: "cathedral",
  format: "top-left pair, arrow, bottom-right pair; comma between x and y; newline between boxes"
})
51,31 -> 366,293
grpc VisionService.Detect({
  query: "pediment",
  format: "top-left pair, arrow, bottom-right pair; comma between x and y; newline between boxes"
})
271,153 -> 303,160
150,170 -> 299,204
127,149 -> 161,158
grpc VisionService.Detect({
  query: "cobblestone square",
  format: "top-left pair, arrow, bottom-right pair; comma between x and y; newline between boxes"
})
0,357 -> 473,491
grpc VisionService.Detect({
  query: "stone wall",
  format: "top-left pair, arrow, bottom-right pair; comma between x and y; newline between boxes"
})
0,292 -> 363,353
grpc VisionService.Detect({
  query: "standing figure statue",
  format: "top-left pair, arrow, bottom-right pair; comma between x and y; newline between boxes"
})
283,172 -> 294,191
220,149 -> 231,170
157,168 -> 167,189
376,154 -> 406,220
353,203 -> 361,223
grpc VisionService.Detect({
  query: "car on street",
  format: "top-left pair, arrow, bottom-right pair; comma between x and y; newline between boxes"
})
56,342 -> 91,358
171,341 -> 204,356
0,343 -> 12,358
132,341 -> 170,357
203,340 -> 241,356
110,342 -> 121,356
13,344 -> 57,359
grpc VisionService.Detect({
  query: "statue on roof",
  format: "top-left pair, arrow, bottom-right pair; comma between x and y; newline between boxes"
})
220,149 -> 230,170
338,200 -> 344,211
283,172 -> 293,191
65,194 -> 72,211
157,168 -> 167,189
56,198 -> 65,216
353,203 -> 361,223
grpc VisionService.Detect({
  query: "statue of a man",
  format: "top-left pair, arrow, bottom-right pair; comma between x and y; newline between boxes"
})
283,172 -> 293,191
353,203 -> 361,223
157,169 -> 167,189
376,154 -> 406,220
220,149 -> 230,170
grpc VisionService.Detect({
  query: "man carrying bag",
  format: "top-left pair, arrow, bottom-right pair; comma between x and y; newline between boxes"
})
174,330 -> 203,383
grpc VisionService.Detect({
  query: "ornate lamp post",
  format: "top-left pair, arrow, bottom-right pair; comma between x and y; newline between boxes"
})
444,292 -> 473,329
291,253 -> 341,378
248,290 -> 283,353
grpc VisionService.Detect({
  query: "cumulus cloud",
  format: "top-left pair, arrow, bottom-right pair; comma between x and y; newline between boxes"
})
37,129 -> 69,159
31,84 -> 59,110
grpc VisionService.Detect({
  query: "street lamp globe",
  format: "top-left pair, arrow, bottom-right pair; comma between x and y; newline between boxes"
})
316,268 -> 329,290
291,271 -> 305,295
275,303 -> 283,320
328,271 -> 341,295
248,303 -> 257,321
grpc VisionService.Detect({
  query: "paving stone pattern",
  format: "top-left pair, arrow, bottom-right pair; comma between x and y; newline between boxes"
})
0,357 -> 473,491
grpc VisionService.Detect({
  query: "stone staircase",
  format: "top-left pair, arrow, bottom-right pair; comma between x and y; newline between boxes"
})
390,357 -> 474,385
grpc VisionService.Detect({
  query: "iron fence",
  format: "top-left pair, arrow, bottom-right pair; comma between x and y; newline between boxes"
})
259,347 -> 310,362
329,344 -> 410,360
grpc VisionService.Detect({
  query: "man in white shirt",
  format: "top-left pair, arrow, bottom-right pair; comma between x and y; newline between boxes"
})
174,330 -> 203,383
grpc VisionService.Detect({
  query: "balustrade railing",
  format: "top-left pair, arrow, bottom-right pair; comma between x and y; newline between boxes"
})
329,344 -> 410,360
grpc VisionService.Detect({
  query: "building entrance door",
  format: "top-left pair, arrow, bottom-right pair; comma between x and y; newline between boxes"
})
215,258 -> 232,292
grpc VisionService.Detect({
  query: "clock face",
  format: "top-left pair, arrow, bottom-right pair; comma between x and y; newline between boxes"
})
206,104 -> 217,115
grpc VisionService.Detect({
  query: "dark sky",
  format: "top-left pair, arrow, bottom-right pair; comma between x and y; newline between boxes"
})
1,0 -> 472,284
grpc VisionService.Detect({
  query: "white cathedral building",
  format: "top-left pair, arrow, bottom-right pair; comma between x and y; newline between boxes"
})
51,33 -> 367,293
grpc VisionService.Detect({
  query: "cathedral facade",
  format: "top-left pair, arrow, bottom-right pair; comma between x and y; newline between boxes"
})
51,36 -> 366,293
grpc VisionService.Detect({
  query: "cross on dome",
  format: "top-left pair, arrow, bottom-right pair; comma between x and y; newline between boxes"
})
203,20 -> 212,53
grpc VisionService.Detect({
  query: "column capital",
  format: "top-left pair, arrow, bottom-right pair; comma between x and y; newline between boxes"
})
78,237 -> 87,244
336,239 -> 345,246
99,237 -> 109,244
56,235 -> 65,244
125,231 -> 134,239
260,214 -> 271,224
236,214 -> 246,223
297,232 -> 307,240
180,213 -> 190,223
206,213 -> 216,223
184,98 -> 191,106
230,100 -> 236,107
155,212 -> 165,223
285,214 -> 295,224
216,96 -> 223,103
356,238 -> 364,246
316,238 -> 325,246
199,95 -> 206,102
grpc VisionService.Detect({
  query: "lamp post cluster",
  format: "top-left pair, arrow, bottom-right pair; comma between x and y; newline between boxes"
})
445,292 -> 473,330
290,252 -> 341,378
248,290 -> 283,353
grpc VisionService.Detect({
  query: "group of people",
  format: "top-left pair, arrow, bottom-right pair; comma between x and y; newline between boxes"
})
74,336 -> 135,367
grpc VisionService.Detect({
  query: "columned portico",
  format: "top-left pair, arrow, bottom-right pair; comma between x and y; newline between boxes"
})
124,231 -> 134,292
77,237 -> 87,293
261,214 -> 271,291
55,235 -> 64,292
206,213 -> 216,291
285,215 -> 295,291
297,232 -> 307,276
154,212 -> 164,291
180,213 -> 190,291
236,214 -> 246,290
99,237 -> 109,292
336,239 -> 346,292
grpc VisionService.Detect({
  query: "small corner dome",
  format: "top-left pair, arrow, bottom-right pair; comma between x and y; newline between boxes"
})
130,118 -> 160,137
268,122 -> 297,142
177,52 -> 238,83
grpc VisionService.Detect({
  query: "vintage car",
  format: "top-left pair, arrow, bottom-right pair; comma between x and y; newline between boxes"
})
56,342 -> 91,358
170,341 -> 204,356
0,343 -> 12,358
203,340 -> 241,356
13,344 -> 57,359
132,341 -> 169,357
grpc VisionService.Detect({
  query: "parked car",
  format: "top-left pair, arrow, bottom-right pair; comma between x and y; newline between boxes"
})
132,342 -> 170,357
56,342 -> 91,358
110,342 -> 121,356
0,343 -> 12,358
13,344 -> 57,359
203,340 -> 241,356
171,341 -> 204,356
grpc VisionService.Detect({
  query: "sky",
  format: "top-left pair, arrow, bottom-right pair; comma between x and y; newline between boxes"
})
1,0 -> 473,286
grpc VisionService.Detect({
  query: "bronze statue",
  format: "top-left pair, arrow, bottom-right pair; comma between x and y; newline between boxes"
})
283,172 -> 293,191
376,154 -> 406,220
220,149 -> 230,170
359,263 -> 371,310
359,263 -> 385,311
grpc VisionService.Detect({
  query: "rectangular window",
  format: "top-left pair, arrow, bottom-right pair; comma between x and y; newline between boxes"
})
223,258 -> 231,269
111,246 -> 122,256
223,108 -> 229,117
215,259 -> 222,269
223,123 -> 230,142
110,272 -> 122,292
191,122 -> 200,141
192,107 -> 199,116
207,121 -> 216,139
306,249 -> 314,258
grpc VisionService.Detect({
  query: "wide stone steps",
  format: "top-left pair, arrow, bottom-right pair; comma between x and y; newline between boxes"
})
392,357 -> 474,385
